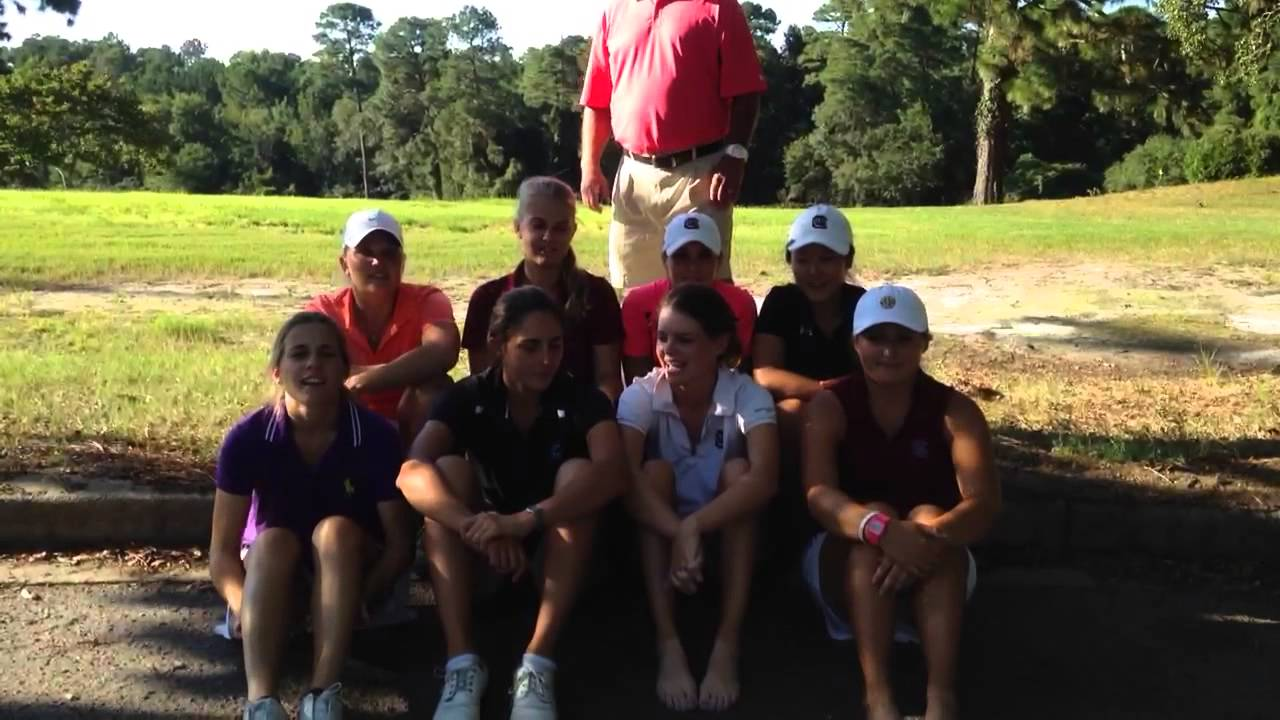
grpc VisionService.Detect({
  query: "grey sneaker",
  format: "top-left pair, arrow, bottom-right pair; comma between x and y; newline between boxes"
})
509,665 -> 556,720
434,659 -> 488,720
243,696 -> 288,720
299,683 -> 344,720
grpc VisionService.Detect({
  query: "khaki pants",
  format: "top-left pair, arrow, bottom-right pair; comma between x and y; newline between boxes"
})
608,151 -> 734,290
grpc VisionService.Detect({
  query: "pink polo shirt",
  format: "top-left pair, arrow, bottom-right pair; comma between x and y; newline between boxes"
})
580,0 -> 767,156
621,278 -> 757,362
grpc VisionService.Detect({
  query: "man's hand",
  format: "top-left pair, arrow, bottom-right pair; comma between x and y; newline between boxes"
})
344,368 -> 373,393
581,164 -> 610,212
709,155 -> 746,206
877,520 -> 948,579
485,538 -> 528,581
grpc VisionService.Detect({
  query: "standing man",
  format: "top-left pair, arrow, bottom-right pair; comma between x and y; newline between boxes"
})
579,0 -> 766,290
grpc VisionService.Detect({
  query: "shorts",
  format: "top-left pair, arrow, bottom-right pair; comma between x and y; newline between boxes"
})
801,532 -> 977,643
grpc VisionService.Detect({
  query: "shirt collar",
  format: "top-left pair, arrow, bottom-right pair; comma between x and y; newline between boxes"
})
476,365 -> 573,422
264,398 -> 363,448
652,367 -> 736,417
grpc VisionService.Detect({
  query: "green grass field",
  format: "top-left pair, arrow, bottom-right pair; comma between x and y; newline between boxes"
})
2,179 -> 1279,475
3,177 -> 1280,289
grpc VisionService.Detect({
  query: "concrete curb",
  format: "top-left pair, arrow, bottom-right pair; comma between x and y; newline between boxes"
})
1,473 -> 1277,559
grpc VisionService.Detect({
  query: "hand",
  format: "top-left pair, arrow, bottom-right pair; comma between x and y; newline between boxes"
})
669,517 -> 704,594
485,538 -> 528,581
461,512 -> 502,549
580,164 -> 610,212
709,155 -> 746,206
872,557 -> 918,596
344,370 -> 372,393
877,519 -> 948,579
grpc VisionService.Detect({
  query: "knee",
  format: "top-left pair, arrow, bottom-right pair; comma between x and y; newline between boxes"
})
554,458 -> 595,492
311,515 -> 363,560
908,504 -> 946,523
435,455 -> 476,502
717,457 -> 751,492
246,527 -> 303,574
640,459 -> 675,499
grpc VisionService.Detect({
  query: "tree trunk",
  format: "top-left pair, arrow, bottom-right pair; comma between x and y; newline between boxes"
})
971,70 -> 1008,205
356,93 -> 369,199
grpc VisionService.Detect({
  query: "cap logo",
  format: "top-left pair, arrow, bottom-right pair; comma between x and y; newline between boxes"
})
879,295 -> 897,310
812,214 -> 828,230
366,210 -> 380,221
683,217 -> 700,230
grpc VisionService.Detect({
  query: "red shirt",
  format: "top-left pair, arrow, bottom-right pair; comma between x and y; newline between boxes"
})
305,284 -> 456,420
621,278 -> 757,362
580,0 -> 767,156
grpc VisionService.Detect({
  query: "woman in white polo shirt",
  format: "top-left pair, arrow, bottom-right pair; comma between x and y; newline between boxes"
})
617,283 -> 779,713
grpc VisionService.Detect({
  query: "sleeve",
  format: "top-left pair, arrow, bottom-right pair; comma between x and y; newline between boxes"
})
461,282 -> 497,351
426,381 -> 473,454
579,10 -> 614,109
735,288 -> 758,358
586,276 -> 624,345
214,418 -> 256,496
578,385 -> 618,433
417,286 -> 456,327
363,413 -> 404,503
717,0 -> 767,99
303,292 -> 331,315
754,286 -> 790,338
615,382 -> 655,435
736,378 -> 777,433
620,289 -> 652,358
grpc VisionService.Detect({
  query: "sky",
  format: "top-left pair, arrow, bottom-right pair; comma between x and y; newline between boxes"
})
3,0 -> 829,59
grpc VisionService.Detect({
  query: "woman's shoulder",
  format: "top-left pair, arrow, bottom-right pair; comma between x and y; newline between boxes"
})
220,405 -> 277,452
304,287 -> 349,316
467,275 -> 509,303
348,400 -> 400,449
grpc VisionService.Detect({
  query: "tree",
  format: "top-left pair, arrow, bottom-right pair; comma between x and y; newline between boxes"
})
1156,0 -> 1280,81
520,35 -> 588,181
0,0 -> 80,42
314,3 -> 380,197
368,16 -> 449,197
0,61 -> 161,185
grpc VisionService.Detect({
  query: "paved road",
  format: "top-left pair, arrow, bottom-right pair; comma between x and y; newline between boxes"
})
1,558 -> 1277,719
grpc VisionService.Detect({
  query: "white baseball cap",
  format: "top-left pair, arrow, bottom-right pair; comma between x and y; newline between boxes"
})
787,204 -> 853,257
662,212 -> 722,256
853,285 -> 929,335
342,208 -> 403,249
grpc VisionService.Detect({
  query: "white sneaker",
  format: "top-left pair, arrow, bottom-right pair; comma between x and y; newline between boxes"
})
434,659 -> 488,720
243,696 -> 288,720
299,683 -> 344,720
509,665 -> 556,720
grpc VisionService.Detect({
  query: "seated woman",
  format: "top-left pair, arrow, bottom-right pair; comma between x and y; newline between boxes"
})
618,283 -> 779,713
620,212 -> 757,383
397,286 -> 627,720
210,312 -> 414,720
307,208 -> 460,446
462,176 -> 623,402
801,285 -> 1002,720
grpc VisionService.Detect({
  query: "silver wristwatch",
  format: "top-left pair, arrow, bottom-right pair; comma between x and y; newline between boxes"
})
724,143 -> 750,161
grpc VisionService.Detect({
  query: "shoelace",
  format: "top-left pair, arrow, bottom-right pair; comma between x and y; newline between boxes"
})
514,668 -> 552,703
442,666 -> 480,702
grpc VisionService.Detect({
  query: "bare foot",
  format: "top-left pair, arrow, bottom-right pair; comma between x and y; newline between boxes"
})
924,689 -> 958,720
865,689 -> 903,720
698,637 -> 740,712
657,637 -> 697,711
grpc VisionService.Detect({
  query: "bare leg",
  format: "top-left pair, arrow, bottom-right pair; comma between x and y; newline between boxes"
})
423,455 -> 478,659
241,528 -> 302,701
397,374 -> 453,450
841,502 -> 903,720
772,398 -> 808,558
909,505 -> 967,720
632,459 -> 697,712
527,459 -> 598,658
700,458 -> 755,712
309,515 -> 366,689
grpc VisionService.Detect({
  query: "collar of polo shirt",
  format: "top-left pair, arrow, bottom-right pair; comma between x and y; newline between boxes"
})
651,367 -> 738,418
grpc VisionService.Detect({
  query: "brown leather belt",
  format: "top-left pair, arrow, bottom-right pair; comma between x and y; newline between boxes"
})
624,141 -> 725,170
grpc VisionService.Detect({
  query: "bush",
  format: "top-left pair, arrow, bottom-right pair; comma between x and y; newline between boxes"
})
1007,153 -> 1096,200
1243,128 -> 1280,176
1184,126 -> 1249,182
1103,135 -> 1188,193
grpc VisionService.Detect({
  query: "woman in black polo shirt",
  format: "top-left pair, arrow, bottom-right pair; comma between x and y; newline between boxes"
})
397,286 -> 627,720
753,204 -> 865,554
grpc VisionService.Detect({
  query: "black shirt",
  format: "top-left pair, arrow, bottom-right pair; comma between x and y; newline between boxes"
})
755,283 -> 865,381
429,366 -> 615,513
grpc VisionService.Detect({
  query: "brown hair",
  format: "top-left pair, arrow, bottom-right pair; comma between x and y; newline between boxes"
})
660,283 -> 742,369
267,312 -> 351,401
515,175 -> 591,327
486,286 -> 566,368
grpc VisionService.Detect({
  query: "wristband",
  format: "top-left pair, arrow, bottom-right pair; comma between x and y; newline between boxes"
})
858,511 -> 890,546
524,505 -> 545,534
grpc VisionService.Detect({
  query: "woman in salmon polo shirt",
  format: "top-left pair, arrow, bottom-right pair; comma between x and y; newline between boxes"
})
802,286 -> 1002,720
210,312 -> 413,720
307,209 -> 460,447
618,283 -> 778,713
620,211 -> 757,384
462,176 -> 623,403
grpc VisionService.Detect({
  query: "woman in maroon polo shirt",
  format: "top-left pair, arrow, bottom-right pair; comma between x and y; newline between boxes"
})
462,176 -> 623,403
210,312 -> 413,720
801,286 -> 1002,720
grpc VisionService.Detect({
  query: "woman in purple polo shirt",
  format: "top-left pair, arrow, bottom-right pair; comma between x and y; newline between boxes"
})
210,312 -> 413,720
462,175 -> 623,403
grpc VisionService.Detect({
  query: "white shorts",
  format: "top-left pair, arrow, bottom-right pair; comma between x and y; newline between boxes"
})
801,532 -> 978,643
